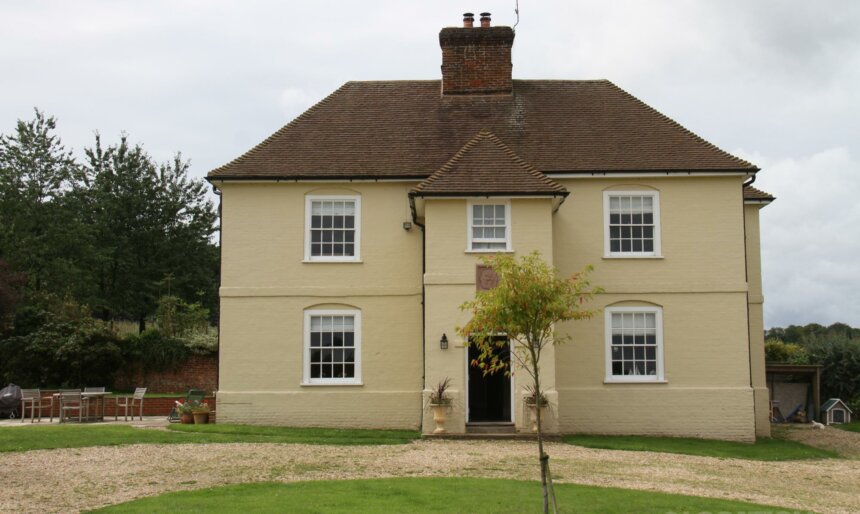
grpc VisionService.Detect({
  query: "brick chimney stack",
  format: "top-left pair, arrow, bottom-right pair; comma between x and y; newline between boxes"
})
439,12 -> 514,96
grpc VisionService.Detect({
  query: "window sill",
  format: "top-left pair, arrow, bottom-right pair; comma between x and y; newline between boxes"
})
300,382 -> 364,387
302,259 -> 363,264
604,378 -> 668,384
603,254 -> 664,260
465,249 -> 514,254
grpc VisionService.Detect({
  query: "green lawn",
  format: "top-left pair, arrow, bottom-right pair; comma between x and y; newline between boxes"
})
563,433 -> 837,460
0,424 -> 419,452
91,477 -> 791,513
835,422 -> 860,433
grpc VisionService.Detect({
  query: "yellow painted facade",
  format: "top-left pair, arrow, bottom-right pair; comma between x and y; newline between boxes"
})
745,203 -> 771,437
217,182 -> 424,428
216,175 -> 769,440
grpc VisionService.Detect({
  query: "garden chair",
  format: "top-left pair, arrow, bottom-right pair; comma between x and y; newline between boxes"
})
59,390 -> 89,423
168,389 -> 207,423
115,387 -> 147,421
20,389 -> 52,423
84,387 -> 106,419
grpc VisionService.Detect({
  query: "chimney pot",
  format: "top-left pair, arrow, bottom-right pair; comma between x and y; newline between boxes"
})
480,12 -> 491,28
463,12 -> 474,28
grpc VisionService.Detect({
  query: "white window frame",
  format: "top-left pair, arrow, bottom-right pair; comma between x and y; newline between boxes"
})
304,195 -> 361,262
603,190 -> 662,258
604,305 -> 665,383
466,200 -> 512,253
302,309 -> 362,385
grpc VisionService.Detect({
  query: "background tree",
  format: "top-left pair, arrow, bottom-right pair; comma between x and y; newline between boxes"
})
82,134 -> 218,329
765,322 -> 860,416
459,251 -> 600,514
0,109 -> 89,297
0,109 -> 220,389
0,259 -> 26,327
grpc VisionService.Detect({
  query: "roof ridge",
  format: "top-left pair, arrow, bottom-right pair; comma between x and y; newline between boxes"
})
413,130 -> 488,191
412,129 -> 566,195
209,82 -> 354,176
480,131 -> 566,192
604,81 -> 759,171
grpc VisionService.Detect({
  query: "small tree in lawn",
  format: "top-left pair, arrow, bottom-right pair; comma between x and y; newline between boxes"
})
459,251 -> 600,514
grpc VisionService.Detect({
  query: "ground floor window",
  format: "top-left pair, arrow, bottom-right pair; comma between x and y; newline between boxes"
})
303,309 -> 361,385
604,305 -> 664,382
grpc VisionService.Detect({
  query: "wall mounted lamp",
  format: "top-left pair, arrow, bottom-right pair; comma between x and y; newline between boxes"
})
402,221 -> 413,231
440,333 -> 449,350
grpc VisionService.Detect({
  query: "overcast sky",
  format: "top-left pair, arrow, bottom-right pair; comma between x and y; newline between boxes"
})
1,1 -> 858,328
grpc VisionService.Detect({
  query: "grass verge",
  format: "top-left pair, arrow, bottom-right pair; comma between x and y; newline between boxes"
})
834,422 -> 860,433
563,433 -> 837,460
0,424 -> 418,452
91,477 -> 791,513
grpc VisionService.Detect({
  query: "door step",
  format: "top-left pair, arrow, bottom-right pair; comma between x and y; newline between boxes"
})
466,422 -> 515,434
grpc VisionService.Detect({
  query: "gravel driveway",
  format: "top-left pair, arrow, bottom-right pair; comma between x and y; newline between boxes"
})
2,435 -> 858,514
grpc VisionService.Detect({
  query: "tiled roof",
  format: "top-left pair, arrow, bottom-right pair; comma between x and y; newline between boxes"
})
208,80 -> 758,180
411,129 -> 567,197
743,185 -> 775,201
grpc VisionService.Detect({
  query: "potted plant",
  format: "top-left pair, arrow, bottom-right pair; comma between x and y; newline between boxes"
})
523,385 -> 548,433
428,378 -> 453,434
190,400 -> 210,424
175,401 -> 195,424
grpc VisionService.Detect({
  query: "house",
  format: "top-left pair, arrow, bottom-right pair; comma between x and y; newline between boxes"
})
821,398 -> 852,425
207,13 -> 774,441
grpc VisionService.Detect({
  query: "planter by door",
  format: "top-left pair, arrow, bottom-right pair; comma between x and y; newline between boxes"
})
431,404 -> 448,434
193,412 -> 209,424
180,413 -> 194,424
527,404 -> 546,433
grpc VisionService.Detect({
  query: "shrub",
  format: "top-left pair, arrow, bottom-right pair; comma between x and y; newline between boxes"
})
764,338 -> 809,364
181,330 -> 218,355
804,335 -> 860,404
122,329 -> 188,373
0,300 -> 123,388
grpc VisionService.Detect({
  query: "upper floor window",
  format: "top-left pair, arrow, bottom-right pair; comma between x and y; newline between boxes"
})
303,309 -> 361,385
603,191 -> 661,257
305,195 -> 361,262
468,201 -> 511,252
604,306 -> 664,383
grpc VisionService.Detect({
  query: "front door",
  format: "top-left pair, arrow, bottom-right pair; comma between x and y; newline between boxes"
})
468,338 -> 512,422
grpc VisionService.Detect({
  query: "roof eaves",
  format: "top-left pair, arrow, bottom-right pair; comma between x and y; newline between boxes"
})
207,82 -> 354,178
604,80 -> 759,171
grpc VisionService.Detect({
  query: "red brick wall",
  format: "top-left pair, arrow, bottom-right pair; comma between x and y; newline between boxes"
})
19,395 -> 216,418
115,354 -> 217,393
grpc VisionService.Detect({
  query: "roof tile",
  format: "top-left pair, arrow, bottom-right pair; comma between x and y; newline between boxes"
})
411,129 -> 567,196
209,80 -> 759,180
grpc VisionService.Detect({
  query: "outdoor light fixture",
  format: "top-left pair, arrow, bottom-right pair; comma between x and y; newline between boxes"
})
402,221 -> 413,231
440,333 -> 448,350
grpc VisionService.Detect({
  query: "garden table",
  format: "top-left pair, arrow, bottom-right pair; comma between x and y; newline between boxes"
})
52,391 -> 110,422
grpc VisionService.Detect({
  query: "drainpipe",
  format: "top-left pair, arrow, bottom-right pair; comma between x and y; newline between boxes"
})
409,194 -> 427,432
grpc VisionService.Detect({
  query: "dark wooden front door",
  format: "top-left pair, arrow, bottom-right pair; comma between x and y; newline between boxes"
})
468,339 -> 511,422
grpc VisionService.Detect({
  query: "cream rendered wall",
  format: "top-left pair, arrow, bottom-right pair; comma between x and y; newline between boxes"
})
552,176 -> 757,441
745,203 -> 771,436
421,198 -> 558,434
217,182 -> 424,428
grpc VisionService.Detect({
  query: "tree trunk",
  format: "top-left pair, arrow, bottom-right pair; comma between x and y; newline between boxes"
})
534,381 -> 558,514
138,315 -> 146,334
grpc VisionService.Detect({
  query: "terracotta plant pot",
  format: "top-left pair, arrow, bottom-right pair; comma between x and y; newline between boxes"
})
180,413 -> 194,424
431,404 -> 448,434
193,412 -> 209,424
